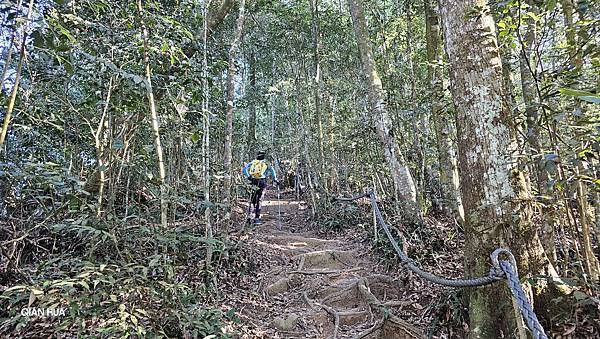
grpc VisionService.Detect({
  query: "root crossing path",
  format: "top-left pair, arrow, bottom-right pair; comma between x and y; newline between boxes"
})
226,191 -> 425,339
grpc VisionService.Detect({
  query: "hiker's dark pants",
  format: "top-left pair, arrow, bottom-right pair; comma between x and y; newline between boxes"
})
249,178 -> 267,219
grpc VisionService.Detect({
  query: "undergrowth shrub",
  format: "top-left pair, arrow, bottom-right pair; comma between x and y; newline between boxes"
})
426,289 -> 467,338
314,199 -> 370,232
0,216 -> 233,338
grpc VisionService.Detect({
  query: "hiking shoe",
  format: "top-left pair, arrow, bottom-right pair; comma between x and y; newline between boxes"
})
254,218 -> 264,225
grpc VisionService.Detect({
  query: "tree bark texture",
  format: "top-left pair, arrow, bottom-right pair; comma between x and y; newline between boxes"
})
202,0 -> 214,267
223,0 -> 246,212
0,0 -> 34,150
137,0 -> 168,228
439,0 -> 536,336
310,0 -> 326,180
207,0 -> 235,37
424,0 -> 464,222
246,54 -> 257,158
348,0 -> 417,205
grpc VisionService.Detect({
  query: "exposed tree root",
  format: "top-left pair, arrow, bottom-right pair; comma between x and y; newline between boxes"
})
288,267 -> 363,275
356,278 -> 423,338
352,320 -> 383,339
295,274 -> 424,338
234,196 -> 425,337
303,291 -> 340,339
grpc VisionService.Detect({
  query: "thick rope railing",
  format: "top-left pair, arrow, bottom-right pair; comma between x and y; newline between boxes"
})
336,189 -> 547,339
492,249 -> 548,339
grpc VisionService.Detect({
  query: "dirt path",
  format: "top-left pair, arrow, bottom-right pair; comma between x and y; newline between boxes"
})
226,191 -> 425,339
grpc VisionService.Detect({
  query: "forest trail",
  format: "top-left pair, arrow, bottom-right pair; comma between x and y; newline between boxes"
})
226,190 -> 425,339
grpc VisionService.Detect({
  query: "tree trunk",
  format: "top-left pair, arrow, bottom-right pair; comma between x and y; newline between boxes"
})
202,0 -> 213,267
246,53 -> 257,158
424,0 -> 464,222
295,72 -> 317,214
223,0 -> 246,222
95,77 -> 115,218
137,0 -> 168,228
310,0 -> 326,184
438,0 -> 548,336
0,26 -> 17,90
576,165 -> 600,281
441,0 -> 570,333
348,0 -> 417,209
518,0 -> 546,192
206,0 -> 235,38
406,1 -> 426,208
0,0 -> 34,150
561,0 -> 581,69
516,0 -> 556,262
328,95 -> 338,191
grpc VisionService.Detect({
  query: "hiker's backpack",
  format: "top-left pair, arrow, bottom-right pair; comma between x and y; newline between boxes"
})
248,160 -> 268,178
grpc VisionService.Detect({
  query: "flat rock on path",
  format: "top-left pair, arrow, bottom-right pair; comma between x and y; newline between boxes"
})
225,190 -> 424,338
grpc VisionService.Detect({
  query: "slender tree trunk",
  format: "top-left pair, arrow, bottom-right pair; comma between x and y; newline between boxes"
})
137,0 -> 168,228
0,35 -> 16,90
518,0 -> 546,191
516,0 -> 557,263
95,77 -> 115,218
561,0 -> 581,69
202,0 -> 213,267
405,1 -> 425,207
424,0 -> 464,222
295,68 -> 317,214
270,92 -> 276,149
0,0 -> 23,90
246,53 -> 257,158
223,0 -> 246,226
137,0 -> 168,227
561,0 -> 597,282
328,95 -> 338,191
0,0 -> 33,150
348,0 -> 418,211
576,165 -> 600,281
310,0 -> 326,184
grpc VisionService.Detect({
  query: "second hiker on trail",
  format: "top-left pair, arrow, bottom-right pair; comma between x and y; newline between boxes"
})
242,151 -> 280,225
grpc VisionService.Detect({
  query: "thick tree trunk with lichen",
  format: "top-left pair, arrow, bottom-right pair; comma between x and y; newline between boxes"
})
348,0 -> 417,209
424,0 -> 464,222
439,0 -> 527,336
440,0 -> 567,335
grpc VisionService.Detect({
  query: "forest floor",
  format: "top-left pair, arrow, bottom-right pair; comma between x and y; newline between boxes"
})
217,189 -> 460,339
212,190 -> 600,339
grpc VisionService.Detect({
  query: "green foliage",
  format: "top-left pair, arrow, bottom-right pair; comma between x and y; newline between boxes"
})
558,88 -> 600,104
426,290 -> 467,338
0,0 -> 599,335
314,199 -> 370,232
0,219 -> 230,338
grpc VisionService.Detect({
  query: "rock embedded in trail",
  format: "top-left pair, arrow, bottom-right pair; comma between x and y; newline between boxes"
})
271,313 -> 300,331
266,277 -> 290,295
295,249 -> 356,270
233,195 -> 424,338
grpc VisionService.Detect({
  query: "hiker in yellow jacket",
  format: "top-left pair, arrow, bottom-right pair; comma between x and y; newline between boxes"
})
242,151 -> 280,225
